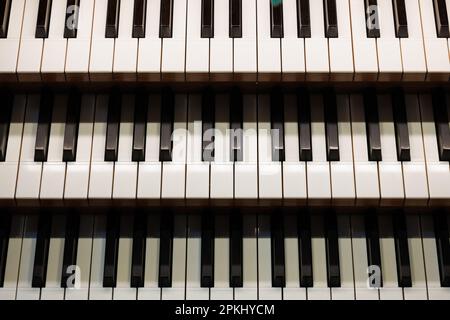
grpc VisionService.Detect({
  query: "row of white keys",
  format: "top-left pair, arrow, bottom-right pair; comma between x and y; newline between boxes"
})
210,0 -> 233,80
234,0 -> 257,80
0,95 -> 26,199
186,0 -> 209,80
305,0 -> 328,80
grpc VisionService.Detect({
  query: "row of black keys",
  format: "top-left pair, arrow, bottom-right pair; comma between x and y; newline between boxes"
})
0,210 -> 449,289
1,0 -> 449,40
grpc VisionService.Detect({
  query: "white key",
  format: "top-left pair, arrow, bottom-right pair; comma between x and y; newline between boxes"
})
328,0 -> 353,80
161,0 -> 187,80
402,94 -> 428,202
17,0 -> 44,79
258,94 -> 282,199
350,94 -> 380,200
64,214 -> 94,300
378,214 -> 403,300
233,0 -> 257,80
234,95 -> 258,198
89,0 -> 114,78
41,0 -> 67,79
283,214 -> 307,300
89,95 -> 113,199
305,0 -> 329,80
185,214 -> 209,300
281,0 -> 305,81
137,0 -> 162,80
234,214 -> 257,300
138,214 -> 161,300
0,214 -> 25,300
113,214 -> 136,300
89,214 -> 112,300
16,215 -> 40,300
330,94 -> 355,200
258,214 -> 282,300
137,94 -> 162,199
210,214 -> 233,300
113,95 -> 137,199
349,0 -> 378,80
186,94 -> 209,198
65,0 -> 96,79
419,94 -> 450,200
210,94 -> 233,199
161,214 -> 187,300
0,0 -> 26,76
376,0 -> 402,80
377,94 -> 404,201
161,94 -> 187,198
64,95 -> 96,199
257,0 -> 281,80
308,214 -> 330,300
16,95 -> 42,199
421,214 -> 450,300
40,214 -> 66,300
419,0 -> 450,80
40,95 -> 67,199
351,215 -> 379,300
307,94 -> 331,200
209,0 -> 233,80
403,213 -> 427,300
331,214 -> 354,300
0,95 -> 26,199
185,0 -> 209,80
113,0 -> 137,79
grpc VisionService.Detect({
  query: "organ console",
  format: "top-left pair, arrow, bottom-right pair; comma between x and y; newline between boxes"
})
0,0 -> 449,302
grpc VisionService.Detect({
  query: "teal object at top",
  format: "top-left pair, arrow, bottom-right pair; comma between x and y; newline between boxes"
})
271,0 -> 282,6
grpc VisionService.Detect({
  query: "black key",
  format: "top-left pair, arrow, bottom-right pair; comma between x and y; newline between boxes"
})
32,213 -> 52,288
392,0 -> 408,38
34,91 -> 53,162
270,0 -> 284,38
229,0 -> 242,38
364,0 -> 380,38
61,212 -> 80,288
432,88 -> 450,162
201,212 -> 214,288
324,210 -> 340,287
63,90 -> 81,162
159,88 -> 174,162
132,93 -> 148,162
133,0 -> 147,38
365,210 -> 382,287
159,0 -> 174,38
298,212 -> 313,287
35,0 -> 52,38
271,212 -> 285,287
230,87 -> 243,162
105,0 -> 120,38
64,0 -> 80,38
0,213 -> 11,287
271,88 -> 285,162
0,0 -> 12,38
363,89 -> 382,162
202,88 -> 215,162
433,0 -> 450,38
158,211 -> 173,287
323,0 -> 338,38
131,211 -> 147,288
297,0 -> 311,38
324,89 -> 339,161
201,0 -> 214,38
105,92 -> 121,162
103,213 -> 120,287
391,89 -> 410,162
392,212 -> 412,287
297,88 -> 312,162
0,92 -> 13,162
433,211 -> 450,287
229,212 -> 243,287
